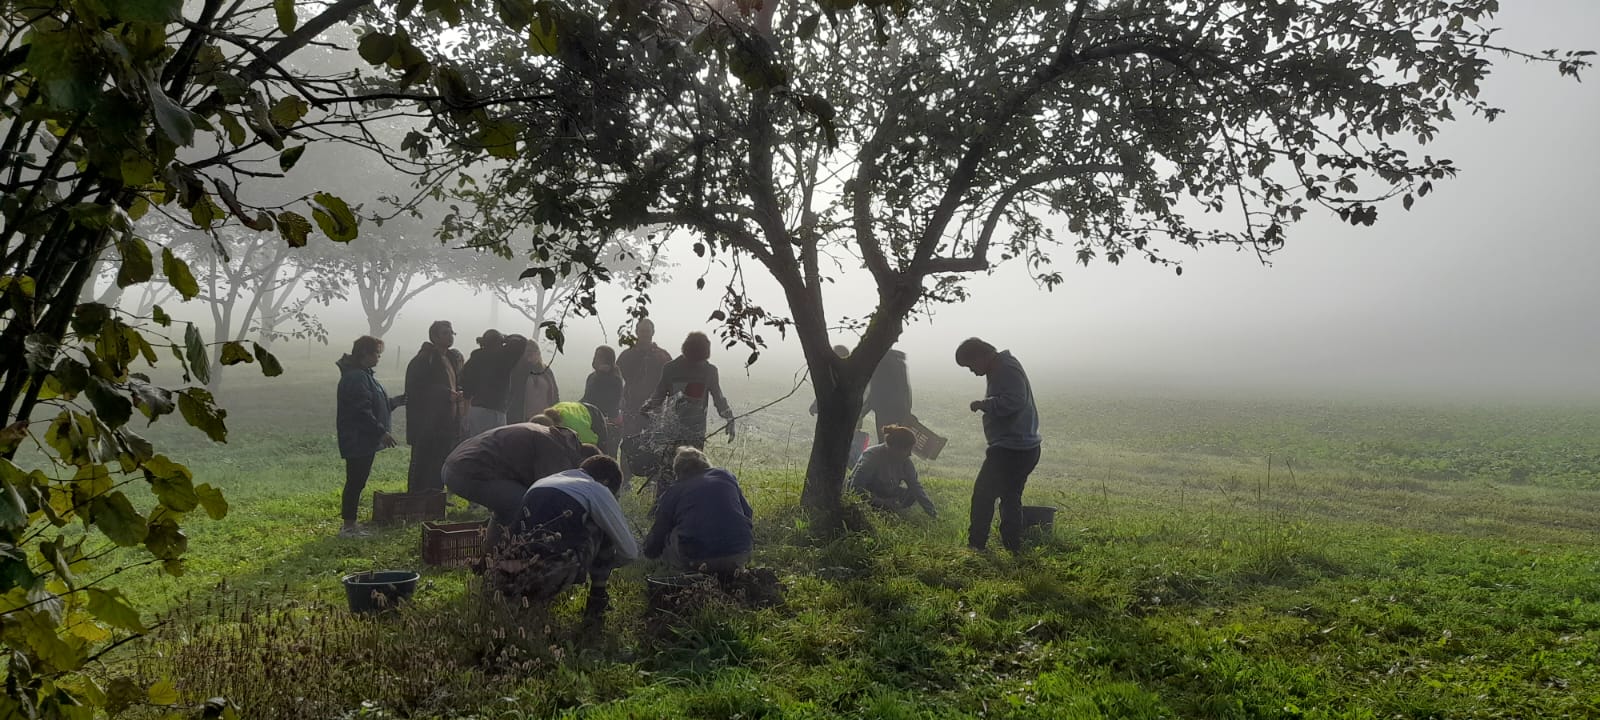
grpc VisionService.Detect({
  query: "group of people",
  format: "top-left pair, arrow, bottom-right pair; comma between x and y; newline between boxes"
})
334,320 -> 1042,618
837,337 -> 1042,555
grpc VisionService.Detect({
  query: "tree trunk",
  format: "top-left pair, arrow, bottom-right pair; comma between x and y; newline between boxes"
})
800,365 -> 866,514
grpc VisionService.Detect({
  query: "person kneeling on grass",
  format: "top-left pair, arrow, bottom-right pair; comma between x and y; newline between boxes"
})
642,447 -> 754,575
849,425 -> 937,518
488,455 -> 639,622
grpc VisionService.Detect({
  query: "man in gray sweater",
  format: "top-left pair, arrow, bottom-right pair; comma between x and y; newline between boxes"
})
955,337 -> 1042,554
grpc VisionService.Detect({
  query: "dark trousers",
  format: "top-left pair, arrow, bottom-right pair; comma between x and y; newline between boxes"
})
968,445 -> 1041,552
407,439 -> 453,493
342,454 -> 376,523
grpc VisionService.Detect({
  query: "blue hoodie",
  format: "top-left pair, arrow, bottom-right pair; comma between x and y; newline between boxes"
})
335,354 -> 392,459
643,468 -> 753,561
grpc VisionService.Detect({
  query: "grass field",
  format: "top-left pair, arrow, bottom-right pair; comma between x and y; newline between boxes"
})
93,369 -> 1600,719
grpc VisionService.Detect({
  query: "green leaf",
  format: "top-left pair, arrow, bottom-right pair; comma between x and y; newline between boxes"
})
145,515 -> 188,560
85,588 -> 146,633
115,237 -> 154,288
113,0 -> 183,23
195,483 -> 228,521
150,472 -> 198,513
145,76 -> 196,146
274,0 -> 297,34
92,491 -> 148,546
268,95 -> 310,129
218,341 -> 254,366
358,32 -> 397,65
798,12 -> 821,40
183,323 -> 210,386
85,379 -> 133,428
0,473 -> 28,530
161,248 -> 200,300
177,388 -> 227,442
311,192 -> 359,242
496,0 -> 533,29
39,538 -> 76,589
216,110 -> 247,147
148,679 -> 179,706
151,305 -> 172,327
120,153 -> 155,186
473,119 -> 522,159
252,342 -> 283,377
528,7 -> 560,56
276,211 -> 311,247
278,144 -> 306,172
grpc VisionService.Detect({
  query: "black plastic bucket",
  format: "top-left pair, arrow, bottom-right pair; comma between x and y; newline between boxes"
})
1021,505 -> 1057,535
342,570 -> 419,614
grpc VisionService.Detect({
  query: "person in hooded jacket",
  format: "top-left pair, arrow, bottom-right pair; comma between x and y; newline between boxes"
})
405,321 -> 465,493
642,447 -> 753,574
460,331 -> 524,437
335,335 -> 405,537
506,341 -> 559,423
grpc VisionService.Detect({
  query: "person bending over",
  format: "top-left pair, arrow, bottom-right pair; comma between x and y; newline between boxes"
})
849,425 -> 936,518
441,422 -> 595,545
491,456 -> 639,622
642,447 -> 754,575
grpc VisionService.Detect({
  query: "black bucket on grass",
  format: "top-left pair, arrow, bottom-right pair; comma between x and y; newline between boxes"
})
1021,505 -> 1057,537
342,570 -> 419,614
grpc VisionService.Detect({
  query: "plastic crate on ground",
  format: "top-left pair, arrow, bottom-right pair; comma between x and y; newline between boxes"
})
372,490 -> 446,525
420,520 -> 489,567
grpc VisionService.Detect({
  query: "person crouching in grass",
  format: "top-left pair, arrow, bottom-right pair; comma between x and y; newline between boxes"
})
848,424 -> 937,518
489,455 -> 638,624
642,447 -> 754,575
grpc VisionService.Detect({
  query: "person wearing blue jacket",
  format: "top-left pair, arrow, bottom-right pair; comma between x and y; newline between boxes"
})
956,337 -> 1042,554
335,336 -> 405,537
642,447 -> 753,574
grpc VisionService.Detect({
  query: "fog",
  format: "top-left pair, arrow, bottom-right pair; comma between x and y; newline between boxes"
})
205,0 -> 1599,405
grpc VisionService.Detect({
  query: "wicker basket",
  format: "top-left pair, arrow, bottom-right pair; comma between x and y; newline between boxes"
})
420,520 -> 489,567
907,416 -> 948,460
372,490 -> 446,525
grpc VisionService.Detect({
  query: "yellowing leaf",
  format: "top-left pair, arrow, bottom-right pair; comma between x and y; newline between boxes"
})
161,248 -> 199,300
273,0 -> 297,34
148,679 -> 179,705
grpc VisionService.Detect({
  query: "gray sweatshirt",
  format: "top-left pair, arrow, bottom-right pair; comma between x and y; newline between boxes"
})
529,471 -> 640,563
980,350 -> 1041,450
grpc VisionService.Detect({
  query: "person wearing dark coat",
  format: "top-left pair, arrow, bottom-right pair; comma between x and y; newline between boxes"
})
617,318 -> 672,439
460,331 -> 524,437
335,336 -> 404,537
442,421 -> 593,546
405,320 -> 465,493
642,447 -> 753,574
866,349 -> 914,440
581,345 -> 625,456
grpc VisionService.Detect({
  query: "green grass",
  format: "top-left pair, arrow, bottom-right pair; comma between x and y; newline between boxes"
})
88,375 -> 1600,718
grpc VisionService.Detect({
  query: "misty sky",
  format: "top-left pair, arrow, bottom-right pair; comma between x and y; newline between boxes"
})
301,1 -> 1599,403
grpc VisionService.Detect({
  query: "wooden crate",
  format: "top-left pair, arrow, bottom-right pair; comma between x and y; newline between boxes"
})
420,520 -> 488,567
907,417 -> 948,461
372,490 -> 446,525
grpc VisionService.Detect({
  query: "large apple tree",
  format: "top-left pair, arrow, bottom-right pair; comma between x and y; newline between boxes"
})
386,0 -> 1589,516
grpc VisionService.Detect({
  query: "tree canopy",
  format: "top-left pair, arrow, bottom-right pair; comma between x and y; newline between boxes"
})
391,0 -> 1591,511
